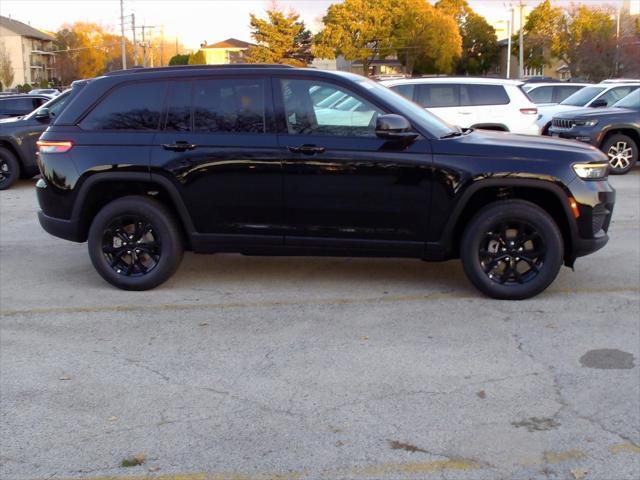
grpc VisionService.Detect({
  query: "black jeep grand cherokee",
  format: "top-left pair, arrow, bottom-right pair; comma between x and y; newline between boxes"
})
36,65 -> 615,299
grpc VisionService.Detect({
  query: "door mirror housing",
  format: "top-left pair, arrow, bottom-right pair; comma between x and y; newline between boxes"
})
34,107 -> 51,120
375,114 -> 419,143
590,99 -> 607,108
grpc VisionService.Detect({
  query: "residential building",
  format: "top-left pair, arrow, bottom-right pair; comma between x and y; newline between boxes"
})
0,15 -> 57,89
200,38 -> 254,65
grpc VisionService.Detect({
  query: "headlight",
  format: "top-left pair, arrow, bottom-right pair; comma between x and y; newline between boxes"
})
573,119 -> 598,127
573,162 -> 608,179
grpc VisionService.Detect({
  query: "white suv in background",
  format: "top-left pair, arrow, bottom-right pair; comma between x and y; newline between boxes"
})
380,77 -> 539,134
521,82 -> 590,105
536,83 -> 640,134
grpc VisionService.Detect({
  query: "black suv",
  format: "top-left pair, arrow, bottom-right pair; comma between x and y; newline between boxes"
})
549,90 -> 639,174
35,65 -> 615,299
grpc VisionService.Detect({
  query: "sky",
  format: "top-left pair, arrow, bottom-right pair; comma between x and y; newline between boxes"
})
0,0 -> 636,50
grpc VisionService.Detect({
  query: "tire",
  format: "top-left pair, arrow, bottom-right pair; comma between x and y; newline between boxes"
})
88,196 -> 184,290
602,133 -> 638,175
0,147 -> 20,190
460,200 -> 564,300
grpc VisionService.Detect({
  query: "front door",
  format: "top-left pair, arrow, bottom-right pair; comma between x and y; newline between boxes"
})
150,77 -> 284,249
274,77 -> 432,255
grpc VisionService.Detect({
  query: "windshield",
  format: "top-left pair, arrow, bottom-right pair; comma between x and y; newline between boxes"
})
560,86 -> 605,106
361,79 -> 457,138
613,90 -> 640,109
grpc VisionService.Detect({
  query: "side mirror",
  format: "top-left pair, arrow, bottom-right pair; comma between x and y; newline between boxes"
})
375,114 -> 418,143
34,107 -> 50,120
590,99 -> 607,108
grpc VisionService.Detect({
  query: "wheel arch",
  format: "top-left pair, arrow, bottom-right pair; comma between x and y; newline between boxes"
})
441,179 -> 577,265
600,127 -> 640,149
71,172 -> 195,247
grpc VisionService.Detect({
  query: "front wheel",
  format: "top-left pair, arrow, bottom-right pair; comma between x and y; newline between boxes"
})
88,196 -> 184,290
602,134 -> 638,175
0,147 -> 20,190
460,200 -> 564,300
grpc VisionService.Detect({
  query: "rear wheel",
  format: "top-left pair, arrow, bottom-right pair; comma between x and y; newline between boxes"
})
0,147 -> 20,190
460,200 -> 564,300
602,134 -> 637,175
88,196 -> 183,290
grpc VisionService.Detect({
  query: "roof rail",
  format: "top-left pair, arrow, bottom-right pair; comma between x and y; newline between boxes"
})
104,64 -> 295,76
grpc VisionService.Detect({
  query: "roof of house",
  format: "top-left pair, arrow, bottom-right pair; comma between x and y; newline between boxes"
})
202,38 -> 254,49
0,15 -> 54,41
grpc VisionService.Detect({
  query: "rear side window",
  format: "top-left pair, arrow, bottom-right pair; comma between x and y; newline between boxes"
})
390,84 -> 415,101
80,81 -> 167,130
527,86 -> 554,104
416,84 -> 458,108
463,85 -> 510,106
193,78 -> 265,133
554,85 -> 583,103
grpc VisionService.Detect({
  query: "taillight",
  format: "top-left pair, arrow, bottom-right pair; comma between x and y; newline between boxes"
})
520,108 -> 538,115
37,140 -> 73,153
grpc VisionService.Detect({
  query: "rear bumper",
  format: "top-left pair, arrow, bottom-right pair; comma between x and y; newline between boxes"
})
37,210 -> 84,242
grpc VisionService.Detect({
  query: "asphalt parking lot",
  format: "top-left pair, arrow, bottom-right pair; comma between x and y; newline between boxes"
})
1,172 -> 639,480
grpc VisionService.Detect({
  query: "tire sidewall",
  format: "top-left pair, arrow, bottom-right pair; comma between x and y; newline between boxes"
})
461,201 -> 564,300
603,134 -> 638,175
88,196 -> 183,290
0,148 -> 20,190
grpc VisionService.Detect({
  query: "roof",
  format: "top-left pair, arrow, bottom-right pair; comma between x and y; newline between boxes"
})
380,77 -> 525,86
202,38 -> 254,49
0,15 -> 54,41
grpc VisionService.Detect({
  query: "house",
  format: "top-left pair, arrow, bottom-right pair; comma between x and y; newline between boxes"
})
495,38 -> 569,80
0,15 -> 57,88
200,38 -> 254,65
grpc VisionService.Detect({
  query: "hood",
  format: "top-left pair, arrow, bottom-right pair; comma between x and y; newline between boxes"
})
0,116 -> 24,126
434,129 -> 604,163
538,104 -> 580,118
554,106 -> 637,120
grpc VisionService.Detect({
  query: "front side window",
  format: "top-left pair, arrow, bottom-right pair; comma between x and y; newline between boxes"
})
561,86 -> 605,106
1,98 -> 37,113
280,78 -> 383,137
193,78 -> 265,133
80,81 -> 167,130
598,86 -> 638,107
613,89 -> 639,108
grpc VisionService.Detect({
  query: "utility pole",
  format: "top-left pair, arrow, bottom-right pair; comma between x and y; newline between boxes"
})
120,0 -> 127,69
615,7 -> 621,76
132,13 -> 137,66
160,25 -> 165,67
518,0 -> 525,79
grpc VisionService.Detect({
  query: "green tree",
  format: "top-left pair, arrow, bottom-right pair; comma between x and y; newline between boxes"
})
188,50 -> 206,65
392,0 -> 461,75
245,7 -> 314,66
436,0 -> 498,75
315,0 -> 395,76
169,53 -> 190,65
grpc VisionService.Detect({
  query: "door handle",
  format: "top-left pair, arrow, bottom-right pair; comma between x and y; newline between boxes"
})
161,141 -> 198,152
458,111 -> 473,115
288,144 -> 326,155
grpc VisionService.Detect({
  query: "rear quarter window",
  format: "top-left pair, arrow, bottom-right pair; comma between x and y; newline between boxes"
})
79,81 -> 167,130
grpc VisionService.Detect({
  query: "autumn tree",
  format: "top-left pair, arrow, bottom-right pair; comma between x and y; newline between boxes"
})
188,50 -> 206,65
315,0 -> 395,76
169,54 -> 190,65
392,0 -> 461,75
521,0 -> 617,80
245,6 -> 314,66
0,41 -> 15,89
436,0 -> 498,75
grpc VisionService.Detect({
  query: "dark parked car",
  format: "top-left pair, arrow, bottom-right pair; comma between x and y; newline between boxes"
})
549,90 -> 639,174
0,89 -> 77,189
0,94 -> 50,119
36,65 -> 615,299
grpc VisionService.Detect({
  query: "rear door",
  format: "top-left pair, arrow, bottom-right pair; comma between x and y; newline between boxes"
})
150,76 -> 284,247
464,84 -> 511,128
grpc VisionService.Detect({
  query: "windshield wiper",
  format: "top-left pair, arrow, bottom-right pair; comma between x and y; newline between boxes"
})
440,130 -> 463,139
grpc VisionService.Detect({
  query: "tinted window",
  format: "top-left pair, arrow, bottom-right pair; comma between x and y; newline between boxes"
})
598,86 -> 638,107
554,85 -> 583,103
0,97 -> 38,114
613,89 -> 639,108
165,81 -> 192,132
463,84 -> 510,106
416,84 -> 459,108
390,84 -> 415,100
528,86 -> 554,103
280,78 -> 383,137
193,78 -> 265,133
80,81 -> 166,130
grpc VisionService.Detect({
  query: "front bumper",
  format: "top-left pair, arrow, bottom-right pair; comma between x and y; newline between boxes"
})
547,126 -> 599,146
